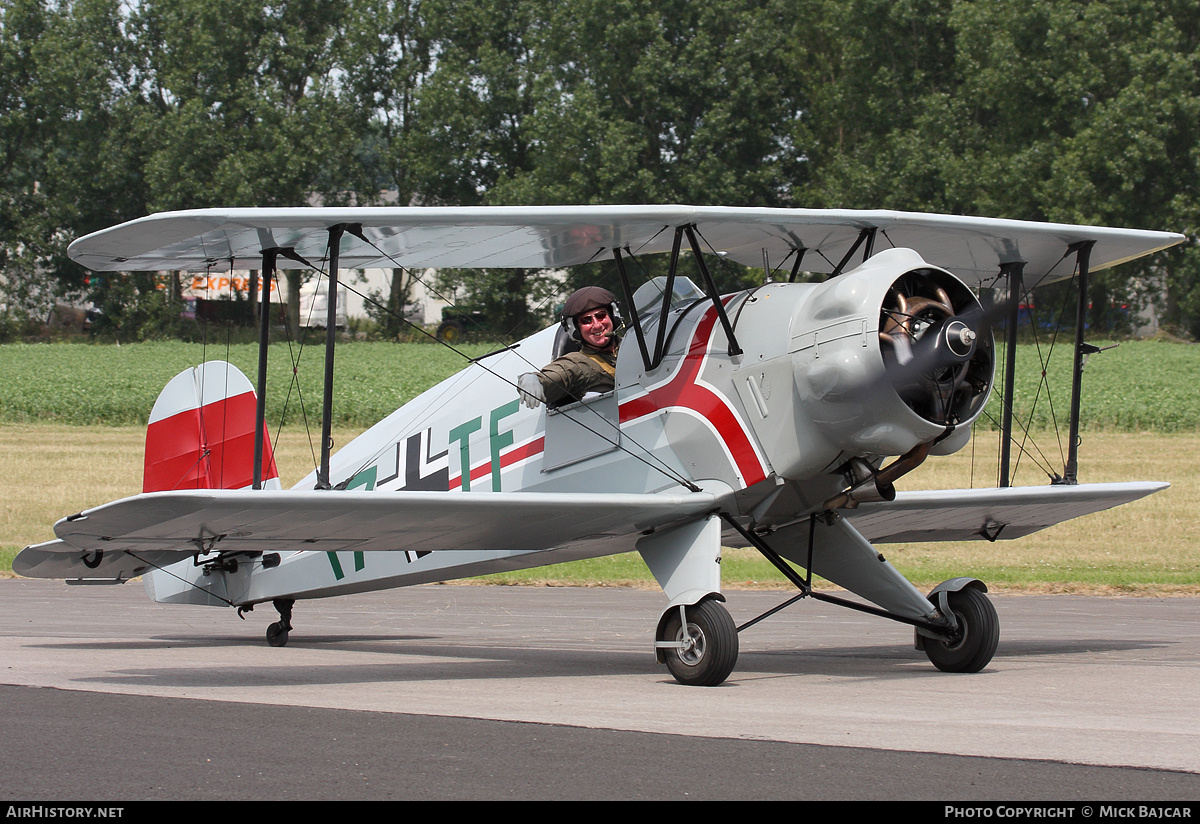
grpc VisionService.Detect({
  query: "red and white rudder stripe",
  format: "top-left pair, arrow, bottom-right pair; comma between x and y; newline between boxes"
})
143,360 -> 280,492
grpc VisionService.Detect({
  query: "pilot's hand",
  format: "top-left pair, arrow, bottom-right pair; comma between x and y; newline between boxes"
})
517,372 -> 545,409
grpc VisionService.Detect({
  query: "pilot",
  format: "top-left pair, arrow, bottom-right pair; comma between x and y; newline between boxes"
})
518,286 -> 621,409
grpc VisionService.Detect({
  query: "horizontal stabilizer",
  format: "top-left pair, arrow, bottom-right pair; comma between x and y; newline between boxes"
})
12,539 -> 193,582
842,481 -> 1168,543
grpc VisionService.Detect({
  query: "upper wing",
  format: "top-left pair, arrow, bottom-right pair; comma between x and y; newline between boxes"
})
841,481 -> 1168,544
67,205 -> 1183,289
14,488 -> 718,581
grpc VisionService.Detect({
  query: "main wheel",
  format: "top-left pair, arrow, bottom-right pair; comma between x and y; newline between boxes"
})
660,599 -> 739,687
922,587 -> 998,673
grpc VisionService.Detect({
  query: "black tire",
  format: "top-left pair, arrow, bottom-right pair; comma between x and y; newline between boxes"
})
661,599 -> 739,686
266,621 -> 289,647
923,587 -> 998,673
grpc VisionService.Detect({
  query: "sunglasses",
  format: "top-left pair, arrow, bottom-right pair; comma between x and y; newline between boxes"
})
577,308 -> 610,327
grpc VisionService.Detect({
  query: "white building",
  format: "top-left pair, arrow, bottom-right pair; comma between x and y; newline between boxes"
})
181,267 -> 453,330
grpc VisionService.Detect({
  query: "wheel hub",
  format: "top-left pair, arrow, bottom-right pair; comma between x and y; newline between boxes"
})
677,623 -> 706,665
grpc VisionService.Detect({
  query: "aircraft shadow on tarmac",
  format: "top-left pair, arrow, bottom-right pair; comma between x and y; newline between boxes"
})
38,629 -> 1174,689
68,645 -> 655,687
26,633 -> 441,651
735,637 -> 1171,676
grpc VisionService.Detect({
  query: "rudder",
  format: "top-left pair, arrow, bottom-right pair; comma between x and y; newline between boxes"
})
143,360 -> 279,492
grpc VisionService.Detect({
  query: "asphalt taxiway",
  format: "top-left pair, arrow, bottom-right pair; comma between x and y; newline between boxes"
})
2,579 -> 1198,800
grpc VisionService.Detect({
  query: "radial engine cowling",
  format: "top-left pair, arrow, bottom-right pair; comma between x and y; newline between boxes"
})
791,248 -> 994,462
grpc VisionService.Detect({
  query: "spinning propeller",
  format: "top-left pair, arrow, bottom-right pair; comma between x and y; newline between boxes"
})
879,271 -> 995,426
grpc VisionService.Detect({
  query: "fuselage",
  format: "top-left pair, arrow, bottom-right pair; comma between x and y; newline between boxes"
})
195,253 -> 992,606
304,251 -> 990,516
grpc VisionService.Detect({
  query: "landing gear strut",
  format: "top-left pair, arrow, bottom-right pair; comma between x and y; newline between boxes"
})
266,598 -> 294,647
721,512 -> 1000,674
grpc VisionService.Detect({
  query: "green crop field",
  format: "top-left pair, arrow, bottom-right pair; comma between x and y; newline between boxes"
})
982,338 -> 1200,432
0,339 -> 494,429
0,337 -> 1196,431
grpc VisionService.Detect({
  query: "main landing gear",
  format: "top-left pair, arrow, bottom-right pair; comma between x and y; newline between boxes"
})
251,559 -> 999,687
654,580 -> 1000,687
686,513 -> 1002,687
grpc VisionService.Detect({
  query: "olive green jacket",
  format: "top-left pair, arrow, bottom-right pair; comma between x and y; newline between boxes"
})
536,341 -> 619,406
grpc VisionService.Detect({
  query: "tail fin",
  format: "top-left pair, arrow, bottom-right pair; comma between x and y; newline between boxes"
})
143,360 -> 280,492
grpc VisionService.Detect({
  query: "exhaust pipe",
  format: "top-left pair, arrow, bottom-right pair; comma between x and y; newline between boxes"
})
823,442 -> 931,510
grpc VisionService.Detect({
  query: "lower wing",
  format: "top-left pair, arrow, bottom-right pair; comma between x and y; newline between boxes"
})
842,481 -> 1168,543
14,489 -> 718,582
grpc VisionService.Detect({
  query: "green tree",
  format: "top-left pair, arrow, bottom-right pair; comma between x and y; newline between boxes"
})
0,0 -> 54,320
126,0 -> 373,334
948,0 -> 1200,334
130,0 -> 365,211
492,0 -> 803,208
786,0 -> 1198,335
337,0 -> 437,336
418,0 -> 806,331
1,0 -> 146,322
410,0 -> 559,335
5,0 -> 1199,340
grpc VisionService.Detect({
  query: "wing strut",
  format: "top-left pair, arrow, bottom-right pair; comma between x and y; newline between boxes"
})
995,240 -> 1098,488
253,249 -> 277,490
1062,240 -> 1095,485
998,261 -> 1025,488
683,225 -> 742,358
830,227 -> 877,277
317,225 -> 348,489
612,246 -> 653,372
786,246 -> 808,282
252,227 -> 351,491
613,223 -> 744,372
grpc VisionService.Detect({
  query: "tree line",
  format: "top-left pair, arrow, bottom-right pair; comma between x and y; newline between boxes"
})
2,0 -> 1198,339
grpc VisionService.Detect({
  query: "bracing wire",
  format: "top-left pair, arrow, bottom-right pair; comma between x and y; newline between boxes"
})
981,250 -> 1080,485
270,259 -> 324,474
1011,262 -> 1081,482
277,236 -> 702,494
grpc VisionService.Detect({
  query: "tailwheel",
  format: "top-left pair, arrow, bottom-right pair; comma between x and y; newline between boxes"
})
658,599 -> 738,687
921,586 -> 999,673
266,598 -> 294,648
266,622 -> 289,647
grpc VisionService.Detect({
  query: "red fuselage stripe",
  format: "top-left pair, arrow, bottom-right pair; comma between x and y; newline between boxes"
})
618,305 -> 767,486
447,305 -> 767,490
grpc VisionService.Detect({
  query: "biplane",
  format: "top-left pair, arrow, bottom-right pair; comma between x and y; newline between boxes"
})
14,206 -> 1181,686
